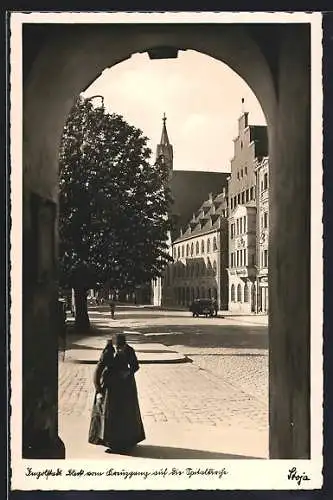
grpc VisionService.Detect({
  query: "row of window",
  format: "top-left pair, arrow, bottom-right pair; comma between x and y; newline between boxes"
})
230,283 -> 253,303
230,215 -> 247,238
236,165 -> 248,180
230,186 -> 255,210
168,259 -> 218,279
173,236 -> 218,260
230,250 -> 255,268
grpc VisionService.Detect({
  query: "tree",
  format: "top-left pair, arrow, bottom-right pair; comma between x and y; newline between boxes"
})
59,96 -> 173,330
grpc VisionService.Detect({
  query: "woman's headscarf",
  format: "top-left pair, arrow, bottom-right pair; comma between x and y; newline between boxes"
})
116,333 -> 126,347
100,339 -> 114,363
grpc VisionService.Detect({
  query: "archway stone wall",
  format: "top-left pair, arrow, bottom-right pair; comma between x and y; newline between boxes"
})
22,22 -> 310,459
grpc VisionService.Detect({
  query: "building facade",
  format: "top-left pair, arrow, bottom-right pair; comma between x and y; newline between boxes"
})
255,156 -> 269,312
165,190 -> 229,310
227,110 -> 268,313
228,203 -> 257,312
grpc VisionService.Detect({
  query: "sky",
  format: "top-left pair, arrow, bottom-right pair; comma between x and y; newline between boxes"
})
82,49 -> 266,173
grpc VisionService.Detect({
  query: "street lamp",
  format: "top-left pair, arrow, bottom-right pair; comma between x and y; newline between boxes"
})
85,94 -> 105,109
80,95 -> 105,155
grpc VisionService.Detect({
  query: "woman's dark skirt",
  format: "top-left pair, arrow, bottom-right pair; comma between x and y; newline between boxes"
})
88,374 -> 145,452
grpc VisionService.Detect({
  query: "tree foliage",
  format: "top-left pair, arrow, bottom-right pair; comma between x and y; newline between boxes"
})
58,96 -> 173,297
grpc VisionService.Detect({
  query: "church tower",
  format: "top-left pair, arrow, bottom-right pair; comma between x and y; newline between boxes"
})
151,114 -> 174,307
156,113 -> 173,179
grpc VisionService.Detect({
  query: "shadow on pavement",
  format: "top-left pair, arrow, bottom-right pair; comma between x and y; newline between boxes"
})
65,322 -> 268,350
188,352 -> 267,357
88,312 -> 192,320
65,357 -> 193,365
143,325 -> 268,350
110,444 -> 263,459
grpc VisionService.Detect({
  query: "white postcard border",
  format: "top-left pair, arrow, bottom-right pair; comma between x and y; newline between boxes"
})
10,10 -> 324,491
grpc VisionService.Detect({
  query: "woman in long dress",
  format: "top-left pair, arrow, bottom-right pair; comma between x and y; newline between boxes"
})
88,334 -> 145,452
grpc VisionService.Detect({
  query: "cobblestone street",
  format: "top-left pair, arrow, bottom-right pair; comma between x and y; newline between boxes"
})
59,307 -> 269,458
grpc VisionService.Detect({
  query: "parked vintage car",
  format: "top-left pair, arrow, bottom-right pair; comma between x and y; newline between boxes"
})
189,298 -> 216,318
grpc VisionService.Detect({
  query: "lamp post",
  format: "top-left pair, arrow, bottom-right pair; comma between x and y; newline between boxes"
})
80,94 -> 105,155
85,94 -> 105,109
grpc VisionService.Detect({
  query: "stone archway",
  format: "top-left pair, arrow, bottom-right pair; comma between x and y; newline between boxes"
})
21,21 -> 310,459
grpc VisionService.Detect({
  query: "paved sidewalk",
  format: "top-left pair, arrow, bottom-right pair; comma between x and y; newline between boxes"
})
219,312 -> 268,326
65,336 -> 187,364
59,315 -> 268,460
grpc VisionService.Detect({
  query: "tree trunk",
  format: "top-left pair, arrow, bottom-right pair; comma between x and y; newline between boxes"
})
74,287 -> 90,332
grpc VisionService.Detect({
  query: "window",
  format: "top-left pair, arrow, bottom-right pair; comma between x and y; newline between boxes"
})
237,172 -> 240,180
264,249 -> 268,267
191,242 -> 194,256
213,261 -> 217,274
201,240 -> 205,254
244,249 -> 247,266
181,245 -> 184,257
244,283 -> 249,302
241,191 -> 245,204
245,166 -> 248,175
264,172 -> 268,190
237,284 -> 242,302
234,196 -> 237,208
237,193 -> 241,204
251,254 -> 255,266
173,248 -> 176,259
177,247 -> 180,259
236,251 -> 239,267
231,284 -> 235,302
240,218 -> 243,234
241,169 -> 243,178
236,219 -> 239,235
231,224 -> 234,239
207,239 -> 211,253
196,241 -> 200,255
186,244 -> 189,257
244,216 -> 247,232
213,236 -> 217,251
250,186 -> 254,200
230,253 -> 234,267
263,212 -> 268,229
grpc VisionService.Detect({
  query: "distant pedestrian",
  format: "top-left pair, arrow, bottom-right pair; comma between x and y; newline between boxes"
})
88,334 -> 145,453
212,299 -> 218,317
109,300 -> 116,319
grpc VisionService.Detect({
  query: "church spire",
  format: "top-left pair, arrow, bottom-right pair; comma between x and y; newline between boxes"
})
156,112 -> 173,171
160,112 -> 170,145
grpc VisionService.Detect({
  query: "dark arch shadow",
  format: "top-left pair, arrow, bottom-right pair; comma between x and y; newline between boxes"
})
106,444 -> 265,460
